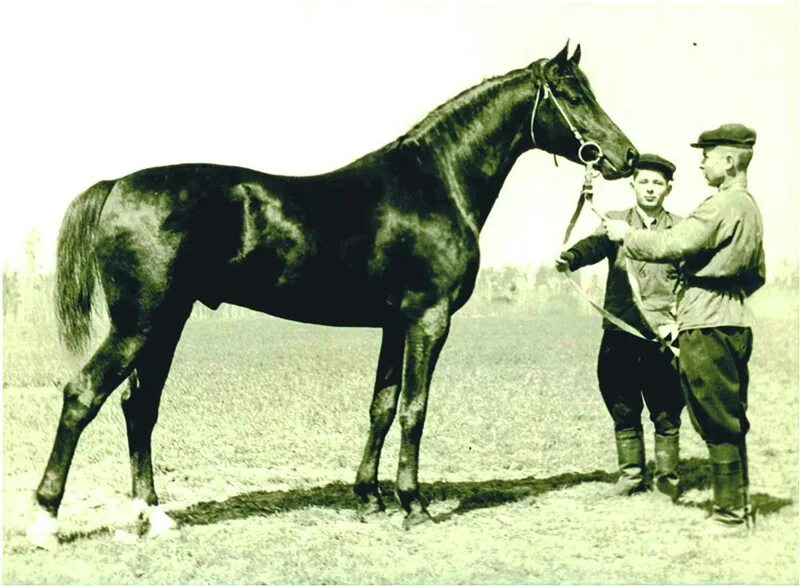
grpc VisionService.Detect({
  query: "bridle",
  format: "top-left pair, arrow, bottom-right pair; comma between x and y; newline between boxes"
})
527,66 -> 618,241
529,70 -> 607,242
531,67 -> 678,357
529,70 -> 605,170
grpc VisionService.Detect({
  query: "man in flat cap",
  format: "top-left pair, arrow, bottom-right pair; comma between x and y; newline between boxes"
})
604,124 -> 765,534
556,153 -> 684,500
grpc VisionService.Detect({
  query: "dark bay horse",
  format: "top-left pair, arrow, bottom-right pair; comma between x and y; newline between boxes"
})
28,43 -> 637,546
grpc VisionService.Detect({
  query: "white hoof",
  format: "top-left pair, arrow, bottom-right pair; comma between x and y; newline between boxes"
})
129,499 -> 150,523
146,506 -> 177,538
26,510 -> 59,550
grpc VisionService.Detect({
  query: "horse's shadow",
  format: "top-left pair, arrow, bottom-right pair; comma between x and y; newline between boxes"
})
55,458 -> 792,544
166,457 -> 793,529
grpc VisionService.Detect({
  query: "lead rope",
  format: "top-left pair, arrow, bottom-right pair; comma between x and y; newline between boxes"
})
623,255 -> 679,357
562,159 -> 679,357
527,68 -> 665,350
561,170 -> 650,342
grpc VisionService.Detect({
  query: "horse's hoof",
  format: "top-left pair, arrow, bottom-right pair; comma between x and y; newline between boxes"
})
357,500 -> 385,522
146,507 -> 177,538
401,509 -> 433,531
26,510 -> 59,550
27,530 -> 59,551
129,499 -> 150,524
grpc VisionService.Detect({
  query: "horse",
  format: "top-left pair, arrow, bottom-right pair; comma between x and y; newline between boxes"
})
27,42 -> 637,547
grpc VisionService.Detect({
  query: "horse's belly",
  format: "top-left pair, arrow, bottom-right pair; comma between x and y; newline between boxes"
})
208,260 -> 390,327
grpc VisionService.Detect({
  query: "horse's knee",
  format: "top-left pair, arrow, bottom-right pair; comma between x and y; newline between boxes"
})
370,407 -> 396,432
398,408 -> 425,442
369,386 -> 398,429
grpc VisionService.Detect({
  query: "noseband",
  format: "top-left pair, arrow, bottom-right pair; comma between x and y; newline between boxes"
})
529,74 -> 604,168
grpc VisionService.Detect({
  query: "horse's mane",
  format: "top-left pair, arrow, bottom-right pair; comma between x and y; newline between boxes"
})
399,66 -> 532,148
337,63 -> 542,176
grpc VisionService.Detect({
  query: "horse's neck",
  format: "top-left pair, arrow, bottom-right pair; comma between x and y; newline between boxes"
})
410,69 -> 534,231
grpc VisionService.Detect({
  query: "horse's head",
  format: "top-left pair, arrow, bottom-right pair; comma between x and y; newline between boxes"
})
529,42 -> 638,180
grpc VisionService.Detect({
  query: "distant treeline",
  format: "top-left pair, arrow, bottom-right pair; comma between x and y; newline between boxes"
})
4,262 -> 798,324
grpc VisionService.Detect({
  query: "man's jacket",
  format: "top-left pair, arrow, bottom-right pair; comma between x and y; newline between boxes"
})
623,180 -> 765,331
566,207 -> 682,336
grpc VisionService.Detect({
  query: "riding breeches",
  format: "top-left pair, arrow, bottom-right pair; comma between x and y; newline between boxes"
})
597,329 -> 684,435
677,327 -> 752,445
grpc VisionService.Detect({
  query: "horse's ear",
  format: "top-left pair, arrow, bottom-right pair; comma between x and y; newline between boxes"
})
552,41 -> 570,65
570,44 -> 581,65
547,40 -> 571,73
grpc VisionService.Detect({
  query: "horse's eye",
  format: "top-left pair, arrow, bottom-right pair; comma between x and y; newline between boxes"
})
552,79 -> 584,105
555,88 -> 583,105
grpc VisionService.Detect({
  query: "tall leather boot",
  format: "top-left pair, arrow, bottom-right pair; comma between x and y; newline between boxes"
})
654,432 -> 680,501
614,429 -> 646,495
707,442 -> 751,534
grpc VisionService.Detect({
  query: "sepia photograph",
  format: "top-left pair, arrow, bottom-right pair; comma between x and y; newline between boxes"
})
1,0 -> 797,583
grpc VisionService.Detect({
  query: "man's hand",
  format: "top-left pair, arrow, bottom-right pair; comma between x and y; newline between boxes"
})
555,251 -> 575,273
602,219 -> 631,243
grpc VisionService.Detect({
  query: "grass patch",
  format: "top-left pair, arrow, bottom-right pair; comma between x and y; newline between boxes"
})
3,309 -> 797,583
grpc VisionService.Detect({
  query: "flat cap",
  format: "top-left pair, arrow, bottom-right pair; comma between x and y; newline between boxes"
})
690,123 -> 757,148
634,153 -> 676,180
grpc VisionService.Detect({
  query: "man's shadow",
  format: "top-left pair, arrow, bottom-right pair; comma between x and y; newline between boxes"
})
164,457 -> 792,529
667,456 -> 792,515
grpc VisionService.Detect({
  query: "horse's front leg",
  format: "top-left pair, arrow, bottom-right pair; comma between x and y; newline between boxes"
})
396,299 -> 451,530
354,324 -> 404,519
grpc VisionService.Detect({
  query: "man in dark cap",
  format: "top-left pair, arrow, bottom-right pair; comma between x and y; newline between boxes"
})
556,153 -> 684,500
604,124 -> 765,534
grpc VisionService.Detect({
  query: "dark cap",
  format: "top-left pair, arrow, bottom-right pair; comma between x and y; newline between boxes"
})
634,153 -> 676,180
690,123 -> 757,148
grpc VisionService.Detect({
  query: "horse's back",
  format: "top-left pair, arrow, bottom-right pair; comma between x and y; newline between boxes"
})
94,162 -> 399,324
91,153 -> 477,326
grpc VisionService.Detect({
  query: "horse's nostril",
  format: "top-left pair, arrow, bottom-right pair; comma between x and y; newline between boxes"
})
626,148 -> 639,169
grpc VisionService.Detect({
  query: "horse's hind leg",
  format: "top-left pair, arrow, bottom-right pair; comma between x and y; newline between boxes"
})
27,328 -> 147,549
354,324 -> 404,519
121,300 -> 192,536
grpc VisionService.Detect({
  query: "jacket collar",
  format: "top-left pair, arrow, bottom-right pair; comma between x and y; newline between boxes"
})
718,174 -> 748,193
629,206 -> 670,229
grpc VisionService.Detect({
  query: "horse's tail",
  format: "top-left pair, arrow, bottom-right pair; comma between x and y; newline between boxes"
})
55,180 -> 115,354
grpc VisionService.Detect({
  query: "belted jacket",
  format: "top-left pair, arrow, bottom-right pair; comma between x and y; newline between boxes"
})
622,178 -> 765,331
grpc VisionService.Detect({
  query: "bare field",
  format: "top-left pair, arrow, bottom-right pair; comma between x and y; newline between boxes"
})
3,306 -> 798,583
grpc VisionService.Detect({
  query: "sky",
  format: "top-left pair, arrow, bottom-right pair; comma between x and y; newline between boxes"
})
1,0 -> 797,275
